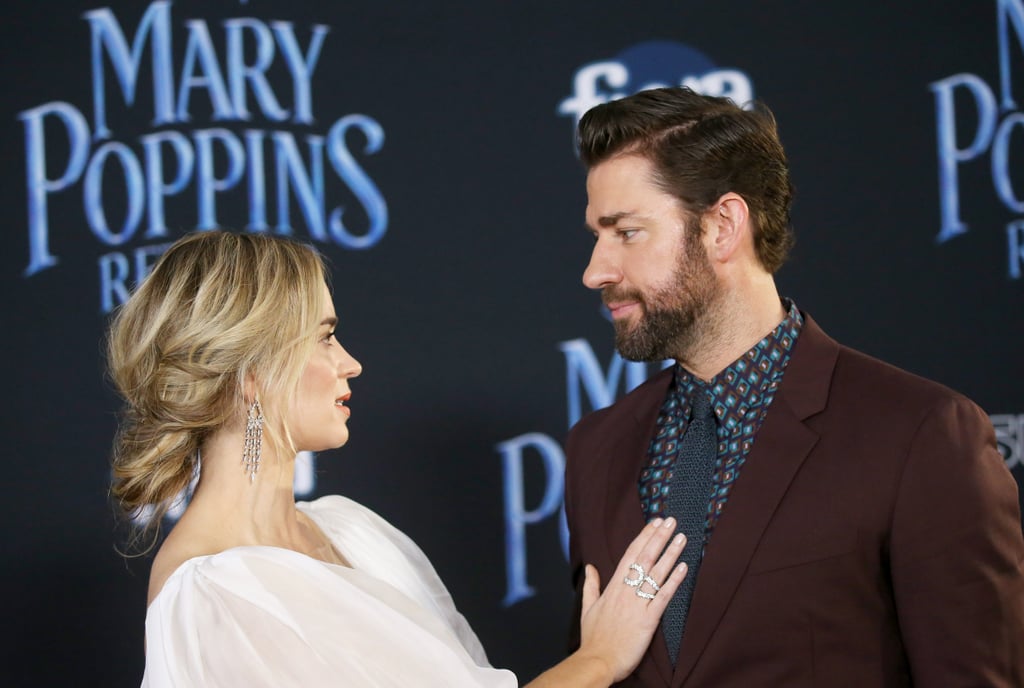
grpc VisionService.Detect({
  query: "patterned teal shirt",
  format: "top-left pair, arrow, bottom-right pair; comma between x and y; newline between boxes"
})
639,301 -> 804,545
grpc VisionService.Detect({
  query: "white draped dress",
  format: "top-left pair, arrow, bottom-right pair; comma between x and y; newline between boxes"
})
141,495 -> 519,687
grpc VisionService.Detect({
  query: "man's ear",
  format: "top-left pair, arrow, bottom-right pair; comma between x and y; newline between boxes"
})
704,192 -> 750,263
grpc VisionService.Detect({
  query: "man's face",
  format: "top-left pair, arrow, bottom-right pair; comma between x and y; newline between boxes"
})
583,154 -> 720,362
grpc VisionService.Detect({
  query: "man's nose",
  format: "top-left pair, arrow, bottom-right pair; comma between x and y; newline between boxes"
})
582,239 -> 622,290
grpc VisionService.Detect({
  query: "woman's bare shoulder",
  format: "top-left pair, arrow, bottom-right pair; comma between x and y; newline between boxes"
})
147,519 -> 224,606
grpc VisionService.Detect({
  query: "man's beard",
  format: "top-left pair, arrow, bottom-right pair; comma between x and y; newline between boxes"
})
605,232 -> 720,362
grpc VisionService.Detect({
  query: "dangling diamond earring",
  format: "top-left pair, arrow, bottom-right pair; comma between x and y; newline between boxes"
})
242,398 -> 265,482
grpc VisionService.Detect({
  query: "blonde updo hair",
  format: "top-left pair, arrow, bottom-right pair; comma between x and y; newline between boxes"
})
107,231 -> 328,532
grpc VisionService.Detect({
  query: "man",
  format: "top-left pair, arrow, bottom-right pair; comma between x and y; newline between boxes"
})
563,86 -> 1024,686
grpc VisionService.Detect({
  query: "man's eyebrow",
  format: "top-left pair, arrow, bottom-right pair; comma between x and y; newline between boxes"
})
597,211 -> 637,227
581,210 -> 634,229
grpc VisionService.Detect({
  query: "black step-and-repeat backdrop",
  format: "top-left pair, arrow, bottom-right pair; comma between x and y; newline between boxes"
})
2,1 -> 1021,684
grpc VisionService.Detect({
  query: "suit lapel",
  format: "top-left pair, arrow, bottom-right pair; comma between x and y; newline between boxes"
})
598,367 -> 676,685
671,315 -> 839,686
601,368 -> 672,567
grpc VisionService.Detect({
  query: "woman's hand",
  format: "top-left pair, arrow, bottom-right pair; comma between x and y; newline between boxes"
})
576,517 -> 687,683
523,519 -> 686,688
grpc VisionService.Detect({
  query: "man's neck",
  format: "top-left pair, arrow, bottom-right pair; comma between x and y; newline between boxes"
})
676,279 -> 787,381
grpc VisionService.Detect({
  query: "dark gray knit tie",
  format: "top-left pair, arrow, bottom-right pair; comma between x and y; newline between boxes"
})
661,390 -> 717,664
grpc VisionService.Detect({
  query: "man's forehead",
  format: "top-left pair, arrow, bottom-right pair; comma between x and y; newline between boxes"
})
585,183 -> 686,226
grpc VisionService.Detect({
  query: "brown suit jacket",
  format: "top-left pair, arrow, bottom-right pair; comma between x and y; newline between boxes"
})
564,315 -> 1024,686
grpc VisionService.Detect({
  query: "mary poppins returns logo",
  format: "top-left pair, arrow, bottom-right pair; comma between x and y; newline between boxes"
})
19,1 -> 388,312
931,0 -> 1024,279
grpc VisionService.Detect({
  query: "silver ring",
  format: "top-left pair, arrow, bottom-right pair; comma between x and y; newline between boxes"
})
624,563 -> 661,599
623,562 -> 645,587
636,574 -> 661,600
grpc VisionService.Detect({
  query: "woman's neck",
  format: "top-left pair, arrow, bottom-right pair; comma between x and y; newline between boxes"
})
185,426 -> 304,549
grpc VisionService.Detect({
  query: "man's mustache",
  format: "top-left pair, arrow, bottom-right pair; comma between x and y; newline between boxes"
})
602,287 -> 646,307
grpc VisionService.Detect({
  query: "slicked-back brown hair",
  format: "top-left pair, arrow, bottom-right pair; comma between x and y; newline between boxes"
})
577,87 -> 794,272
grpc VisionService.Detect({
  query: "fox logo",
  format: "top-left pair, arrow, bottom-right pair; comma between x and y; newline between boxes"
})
558,40 -> 754,136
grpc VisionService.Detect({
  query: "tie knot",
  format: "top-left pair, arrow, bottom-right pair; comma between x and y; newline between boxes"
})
690,390 -> 713,420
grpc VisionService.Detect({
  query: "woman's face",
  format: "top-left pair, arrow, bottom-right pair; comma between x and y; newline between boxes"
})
287,283 -> 362,452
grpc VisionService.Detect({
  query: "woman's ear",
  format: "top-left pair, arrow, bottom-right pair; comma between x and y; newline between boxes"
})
242,371 -> 261,407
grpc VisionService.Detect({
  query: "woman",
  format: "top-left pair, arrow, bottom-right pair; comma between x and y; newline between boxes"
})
108,231 -> 686,687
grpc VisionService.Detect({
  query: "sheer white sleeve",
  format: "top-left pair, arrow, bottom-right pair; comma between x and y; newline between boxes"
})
141,497 -> 517,687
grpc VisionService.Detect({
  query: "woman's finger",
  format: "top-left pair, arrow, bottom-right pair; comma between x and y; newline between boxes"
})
613,517 -> 664,574
645,560 -> 687,615
616,518 -> 684,606
581,564 -> 601,618
643,529 -> 687,596
612,516 -> 675,583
